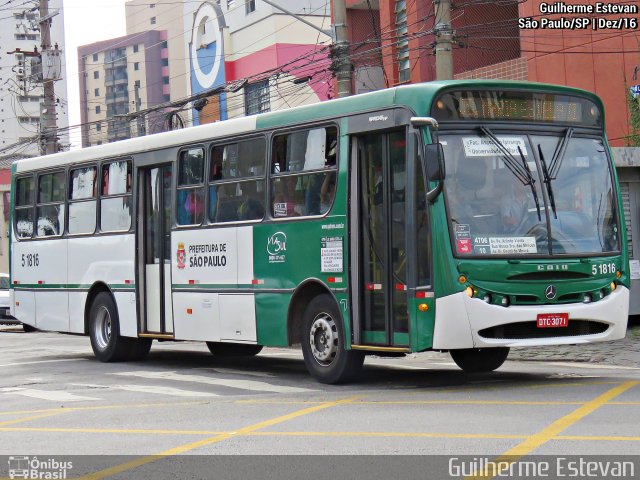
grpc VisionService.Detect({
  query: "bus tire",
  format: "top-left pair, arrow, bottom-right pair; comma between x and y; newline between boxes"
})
205,342 -> 263,357
450,347 -> 509,373
129,338 -> 153,361
89,292 -> 133,362
301,294 -> 364,384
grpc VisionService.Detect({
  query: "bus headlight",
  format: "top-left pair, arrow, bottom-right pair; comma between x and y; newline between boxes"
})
501,296 -> 510,307
465,286 -> 474,298
483,294 -> 492,303
583,294 -> 592,303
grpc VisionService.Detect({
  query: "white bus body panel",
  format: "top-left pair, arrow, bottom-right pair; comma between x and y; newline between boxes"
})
114,292 -> 138,337
12,237 -> 68,331
68,234 -> 137,336
13,291 -> 35,326
219,294 -> 257,342
433,287 -> 629,349
171,226 -> 255,342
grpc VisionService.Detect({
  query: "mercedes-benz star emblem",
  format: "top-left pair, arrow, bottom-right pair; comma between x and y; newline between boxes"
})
545,285 -> 557,300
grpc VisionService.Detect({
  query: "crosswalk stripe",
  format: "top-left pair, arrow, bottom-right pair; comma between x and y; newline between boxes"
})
110,370 -> 317,394
72,383 -> 218,398
0,387 -> 98,402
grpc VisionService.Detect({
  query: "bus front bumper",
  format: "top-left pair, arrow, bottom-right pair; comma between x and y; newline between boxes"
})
432,286 -> 629,349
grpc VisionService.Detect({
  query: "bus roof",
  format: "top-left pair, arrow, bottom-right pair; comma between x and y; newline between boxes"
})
14,80 -> 604,173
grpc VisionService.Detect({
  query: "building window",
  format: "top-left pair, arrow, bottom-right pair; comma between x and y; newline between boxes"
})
163,77 -> 170,85
163,94 -> 171,102
134,62 -> 139,71
133,44 -> 139,53
162,58 -> 169,67
94,88 -> 100,96
150,16 -> 156,25
94,71 -> 99,79
96,123 -> 102,132
93,53 -> 98,61
245,0 -> 256,14
95,106 -> 101,114
395,0 -> 409,83
244,79 -> 270,115
228,0 -> 235,7
161,41 -> 168,48
150,3 -> 155,7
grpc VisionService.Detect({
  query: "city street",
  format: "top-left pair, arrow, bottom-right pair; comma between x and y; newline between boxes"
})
0,325 -> 638,477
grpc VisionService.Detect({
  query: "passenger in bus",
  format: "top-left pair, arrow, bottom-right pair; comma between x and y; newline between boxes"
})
238,182 -> 264,221
500,182 -> 530,234
215,184 -> 239,222
272,176 -> 298,217
320,172 -> 336,214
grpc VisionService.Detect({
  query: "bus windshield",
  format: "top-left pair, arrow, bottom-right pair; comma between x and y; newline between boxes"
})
442,133 -> 620,256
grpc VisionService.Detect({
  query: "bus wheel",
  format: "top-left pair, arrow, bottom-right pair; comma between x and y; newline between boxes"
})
89,292 -> 133,362
301,294 -> 364,384
449,347 -> 509,373
206,342 -> 263,357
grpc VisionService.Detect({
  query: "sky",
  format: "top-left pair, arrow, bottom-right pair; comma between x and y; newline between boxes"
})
62,0 -> 127,149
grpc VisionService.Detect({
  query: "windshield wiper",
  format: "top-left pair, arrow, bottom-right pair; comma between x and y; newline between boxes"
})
479,127 -> 541,221
549,127 -> 573,178
479,127 -> 530,185
517,145 -> 541,221
537,144 -> 557,219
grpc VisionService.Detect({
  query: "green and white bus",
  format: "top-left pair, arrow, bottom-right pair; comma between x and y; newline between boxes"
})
10,81 -> 629,383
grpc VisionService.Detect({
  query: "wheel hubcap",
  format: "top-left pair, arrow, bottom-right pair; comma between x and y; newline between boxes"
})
309,313 -> 338,365
93,306 -> 112,351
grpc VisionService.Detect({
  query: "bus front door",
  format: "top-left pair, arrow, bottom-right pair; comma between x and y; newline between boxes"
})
353,131 -> 409,348
138,164 -> 174,336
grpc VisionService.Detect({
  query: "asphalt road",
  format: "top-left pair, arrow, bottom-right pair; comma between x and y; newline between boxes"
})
0,327 -> 639,479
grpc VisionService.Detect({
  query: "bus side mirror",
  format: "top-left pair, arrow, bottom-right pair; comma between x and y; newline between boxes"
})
422,143 -> 445,203
424,143 -> 445,181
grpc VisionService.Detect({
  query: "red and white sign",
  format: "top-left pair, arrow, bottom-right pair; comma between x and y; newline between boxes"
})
457,238 -> 472,254
536,313 -> 569,328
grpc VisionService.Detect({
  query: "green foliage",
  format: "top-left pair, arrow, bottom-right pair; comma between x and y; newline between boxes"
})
627,90 -> 640,146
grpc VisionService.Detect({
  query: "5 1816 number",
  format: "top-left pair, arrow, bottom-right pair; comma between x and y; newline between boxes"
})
21,253 -> 39,267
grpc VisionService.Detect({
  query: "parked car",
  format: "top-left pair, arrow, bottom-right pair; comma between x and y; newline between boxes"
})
0,273 -> 35,332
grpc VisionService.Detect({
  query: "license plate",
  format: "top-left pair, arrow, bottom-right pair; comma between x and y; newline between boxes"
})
537,313 -> 569,328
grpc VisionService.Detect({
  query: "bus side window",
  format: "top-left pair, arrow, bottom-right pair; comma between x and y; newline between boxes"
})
270,126 -> 338,218
36,171 -> 65,237
68,166 -> 97,235
100,160 -> 132,232
177,148 -> 205,226
209,138 -> 265,224
15,176 -> 35,239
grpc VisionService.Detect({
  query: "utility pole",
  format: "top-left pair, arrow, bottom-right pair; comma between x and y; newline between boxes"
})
331,0 -> 352,97
134,82 -> 146,137
39,0 -> 60,154
260,0 -> 352,97
434,0 -> 453,80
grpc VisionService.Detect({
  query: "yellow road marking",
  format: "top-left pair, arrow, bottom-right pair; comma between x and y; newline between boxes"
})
0,400 -> 210,417
249,431 -> 525,440
238,399 -> 583,406
467,381 -> 639,479
403,380 -> 622,395
1,427 -> 639,444
0,427 -> 225,435
77,395 -> 361,480
0,411 -> 64,426
557,435 -> 640,442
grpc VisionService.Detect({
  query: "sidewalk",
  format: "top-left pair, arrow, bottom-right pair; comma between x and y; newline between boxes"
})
509,323 -> 640,367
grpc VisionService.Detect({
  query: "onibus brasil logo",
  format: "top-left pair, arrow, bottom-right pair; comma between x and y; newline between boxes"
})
7,456 -> 73,479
